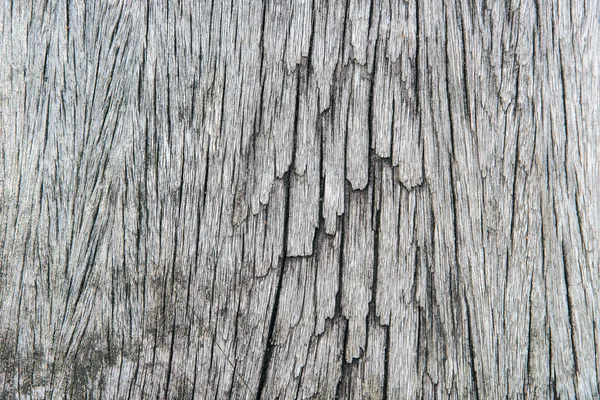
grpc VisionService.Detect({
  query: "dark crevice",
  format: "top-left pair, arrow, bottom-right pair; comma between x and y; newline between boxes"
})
335,178 -> 352,318
557,43 -> 571,186
366,0 -> 379,162
561,242 -> 580,381
593,320 -> 600,395
465,300 -> 481,400
128,343 -> 141,400
256,66 -> 301,400
255,205 -> 286,398
191,347 -> 199,400
307,0 -> 316,74
444,4 -> 479,398
443,1 -> 462,342
415,0 -> 423,155
457,6 -> 472,130
389,95 -> 397,165
423,242 -> 440,398
340,0 -> 350,64
525,269 -> 535,393
107,2 -> 124,54
540,195 -> 552,396
72,203 -> 102,317
504,109 -> 521,325
171,142 -> 185,299
258,1 -> 268,79
201,139 -> 211,211
382,322 -> 390,399
334,320 -> 351,399
573,190 -> 590,305
204,318 -> 218,400
549,327 -> 558,399
227,287 -> 243,400
371,162 -> 381,316
163,302 -> 177,399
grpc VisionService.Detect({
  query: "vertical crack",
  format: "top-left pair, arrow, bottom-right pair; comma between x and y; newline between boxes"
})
255,66 -> 301,399
465,300 -> 481,400
163,300 -> 177,399
444,4 -> 480,397
561,242 -> 580,380
255,170 -> 290,399
334,320 -> 351,399
382,322 -> 390,399
443,0 -> 462,344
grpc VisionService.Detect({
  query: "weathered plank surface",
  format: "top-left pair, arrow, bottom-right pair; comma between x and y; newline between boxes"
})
1,0 -> 599,398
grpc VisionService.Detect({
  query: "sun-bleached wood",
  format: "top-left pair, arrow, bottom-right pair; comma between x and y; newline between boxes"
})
1,0 -> 599,398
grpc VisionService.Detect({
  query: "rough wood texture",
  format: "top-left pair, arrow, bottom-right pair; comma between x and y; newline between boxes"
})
1,0 -> 599,398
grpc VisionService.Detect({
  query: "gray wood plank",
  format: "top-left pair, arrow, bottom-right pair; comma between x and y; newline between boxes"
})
1,0 -> 599,398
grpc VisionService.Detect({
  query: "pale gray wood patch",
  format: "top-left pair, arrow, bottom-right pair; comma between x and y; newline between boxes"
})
1,0 -> 599,398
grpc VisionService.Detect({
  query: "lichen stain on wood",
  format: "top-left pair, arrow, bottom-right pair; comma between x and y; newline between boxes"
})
1,0 -> 599,398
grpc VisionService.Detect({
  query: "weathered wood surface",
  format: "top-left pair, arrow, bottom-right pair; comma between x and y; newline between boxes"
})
1,0 -> 599,398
